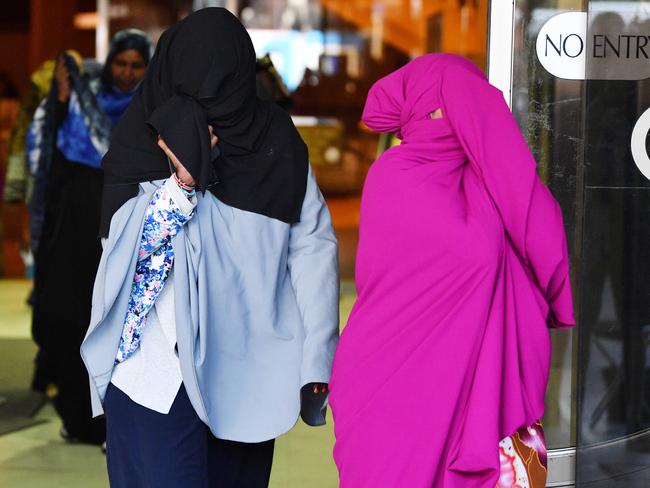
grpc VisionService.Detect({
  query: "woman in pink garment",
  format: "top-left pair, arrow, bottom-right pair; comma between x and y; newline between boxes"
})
328,54 -> 575,488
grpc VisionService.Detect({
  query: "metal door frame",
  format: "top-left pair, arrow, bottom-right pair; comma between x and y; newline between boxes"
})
487,0 -> 515,106
487,2 -> 576,486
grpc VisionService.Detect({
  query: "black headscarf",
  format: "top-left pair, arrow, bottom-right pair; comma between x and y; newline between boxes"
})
99,8 -> 308,237
101,29 -> 152,90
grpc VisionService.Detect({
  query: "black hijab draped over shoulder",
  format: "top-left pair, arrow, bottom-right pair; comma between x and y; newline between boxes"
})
99,8 -> 308,237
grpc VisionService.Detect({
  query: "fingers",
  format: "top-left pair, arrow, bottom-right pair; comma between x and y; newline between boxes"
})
157,135 -> 170,157
311,383 -> 328,394
159,132 -> 217,160
55,55 -> 71,103
55,54 -> 66,72
157,135 -> 196,187
208,125 -> 218,148
158,127 -> 217,188
56,55 -> 70,80
157,136 -> 179,168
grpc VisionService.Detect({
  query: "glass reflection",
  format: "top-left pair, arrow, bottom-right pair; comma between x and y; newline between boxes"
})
576,1 -> 650,485
512,0 -> 583,450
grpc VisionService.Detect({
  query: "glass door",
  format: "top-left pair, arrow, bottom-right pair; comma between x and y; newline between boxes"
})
577,1 -> 650,485
489,0 -> 650,485
489,1 -> 583,486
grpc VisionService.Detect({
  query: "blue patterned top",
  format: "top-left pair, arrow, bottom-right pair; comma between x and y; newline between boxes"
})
115,178 -> 196,364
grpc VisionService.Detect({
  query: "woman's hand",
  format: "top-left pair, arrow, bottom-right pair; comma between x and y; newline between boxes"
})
208,124 -> 218,148
157,136 -> 196,187
158,125 -> 218,188
311,383 -> 328,394
55,54 -> 71,103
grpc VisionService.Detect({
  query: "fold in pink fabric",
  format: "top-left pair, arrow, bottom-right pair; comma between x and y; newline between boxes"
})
328,54 -> 575,487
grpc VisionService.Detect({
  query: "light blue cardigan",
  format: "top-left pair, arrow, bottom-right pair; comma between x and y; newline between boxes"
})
81,166 -> 339,442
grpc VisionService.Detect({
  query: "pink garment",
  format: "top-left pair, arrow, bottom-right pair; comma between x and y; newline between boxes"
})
328,54 -> 575,487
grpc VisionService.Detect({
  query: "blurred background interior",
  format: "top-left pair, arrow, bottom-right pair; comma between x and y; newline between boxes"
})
1,1 -> 649,487
0,0 -> 488,285
0,2 -> 487,486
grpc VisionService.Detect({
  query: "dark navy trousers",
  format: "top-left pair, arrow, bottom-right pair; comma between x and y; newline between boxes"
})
104,383 -> 275,488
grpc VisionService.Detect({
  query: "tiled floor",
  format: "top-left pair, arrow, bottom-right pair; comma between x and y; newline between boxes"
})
0,279 -> 357,488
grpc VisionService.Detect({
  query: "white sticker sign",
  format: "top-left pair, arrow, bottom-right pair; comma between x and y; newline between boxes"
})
536,12 -> 588,80
536,11 -> 650,80
631,107 -> 650,181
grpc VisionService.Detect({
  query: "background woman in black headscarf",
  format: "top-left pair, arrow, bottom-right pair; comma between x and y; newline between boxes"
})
27,29 -> 151,445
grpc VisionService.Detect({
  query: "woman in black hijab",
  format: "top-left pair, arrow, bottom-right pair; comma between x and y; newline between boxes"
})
100,12 -> 307,233
83,8 -> 339,487
28,29 -> 150,446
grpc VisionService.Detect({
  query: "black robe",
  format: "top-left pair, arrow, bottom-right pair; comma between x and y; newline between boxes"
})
31,101 -> 106,444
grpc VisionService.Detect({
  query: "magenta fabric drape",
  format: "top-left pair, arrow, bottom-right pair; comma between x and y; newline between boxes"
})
328,54 -> 575,487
